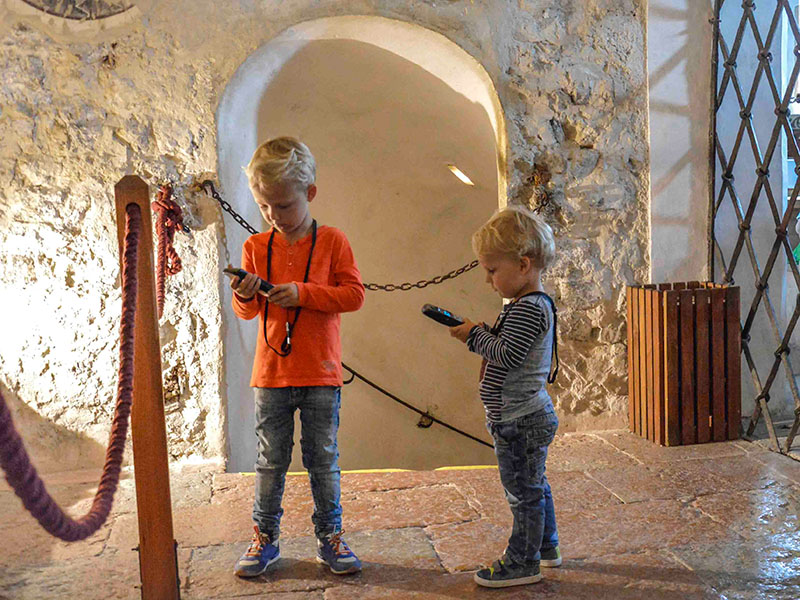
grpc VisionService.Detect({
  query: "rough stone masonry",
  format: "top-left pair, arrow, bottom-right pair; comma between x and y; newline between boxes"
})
0,0 -> 649,468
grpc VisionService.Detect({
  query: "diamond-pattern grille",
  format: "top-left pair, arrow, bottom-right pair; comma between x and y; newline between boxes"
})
711,0 -> 800,453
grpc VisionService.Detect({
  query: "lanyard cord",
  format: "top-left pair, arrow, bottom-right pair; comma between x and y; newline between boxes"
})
263,220 -> 317,356
490,291 -> 559,384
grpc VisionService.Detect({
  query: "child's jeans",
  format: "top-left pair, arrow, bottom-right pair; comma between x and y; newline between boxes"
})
252,386 -> 343,540
488,405 -> 559,566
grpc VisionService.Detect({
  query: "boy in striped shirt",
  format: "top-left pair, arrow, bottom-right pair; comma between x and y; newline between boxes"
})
449,206 -> 561,588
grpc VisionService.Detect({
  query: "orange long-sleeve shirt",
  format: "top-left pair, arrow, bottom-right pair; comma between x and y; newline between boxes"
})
232,225 -> 365,388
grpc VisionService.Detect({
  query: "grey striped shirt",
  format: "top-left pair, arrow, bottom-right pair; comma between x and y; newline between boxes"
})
467,294 -> 554,422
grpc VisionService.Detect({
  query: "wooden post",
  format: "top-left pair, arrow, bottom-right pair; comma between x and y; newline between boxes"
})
711,287 -> 727,441
114,176 -> 180,600
653,285 -> 667,445
638,287 -> 647,437
679,289 -> 696,445
664,289 -> 681,446
726,286 -> 742,440
644,287 -> 653,441
695,288 -> 711,443
627,287 -> 636,433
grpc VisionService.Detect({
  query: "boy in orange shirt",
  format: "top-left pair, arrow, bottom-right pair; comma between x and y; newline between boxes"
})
230,137 -> 365,578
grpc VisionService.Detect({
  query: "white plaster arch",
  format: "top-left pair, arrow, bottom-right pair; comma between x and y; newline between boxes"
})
218,16 -> 507,212
217,15 -> 507,471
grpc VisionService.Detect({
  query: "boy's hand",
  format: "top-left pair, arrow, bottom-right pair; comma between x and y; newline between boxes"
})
449,318 -> 478,343
230,272 -> 261,299
267,283 -> 300,308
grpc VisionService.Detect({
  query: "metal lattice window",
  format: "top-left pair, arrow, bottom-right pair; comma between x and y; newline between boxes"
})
711,0 -> 800,453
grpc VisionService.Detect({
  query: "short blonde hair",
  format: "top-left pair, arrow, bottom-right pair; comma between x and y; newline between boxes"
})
245,137 -> 316,192
472,205 -> 555,269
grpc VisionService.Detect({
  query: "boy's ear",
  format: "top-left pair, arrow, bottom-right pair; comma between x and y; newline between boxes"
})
519,255 -> 533,273
307,184 -> 317,203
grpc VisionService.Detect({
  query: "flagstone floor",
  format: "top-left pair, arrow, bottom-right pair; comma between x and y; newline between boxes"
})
1,430 -> 799,599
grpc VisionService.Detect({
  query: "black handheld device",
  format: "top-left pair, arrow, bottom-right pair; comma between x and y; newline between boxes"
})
223,267 -> 275,294
422,303 -> 465,327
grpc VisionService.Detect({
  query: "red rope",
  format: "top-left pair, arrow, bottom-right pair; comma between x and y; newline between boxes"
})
151,184 -> 184,318
0,204 -> 141,542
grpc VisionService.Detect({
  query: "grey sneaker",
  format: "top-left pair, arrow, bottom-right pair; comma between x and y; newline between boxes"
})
473,557 -> 542,588
540,545 -> 562,567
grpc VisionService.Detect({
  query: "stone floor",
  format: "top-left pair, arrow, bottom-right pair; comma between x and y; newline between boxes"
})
748,419 -> 800,461
1,430 -> 800,599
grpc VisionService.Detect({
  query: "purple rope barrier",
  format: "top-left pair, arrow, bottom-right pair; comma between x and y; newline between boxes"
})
0,204 -> 141,541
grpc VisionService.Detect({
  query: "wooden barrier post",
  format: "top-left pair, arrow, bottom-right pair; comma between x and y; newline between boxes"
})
114,176 -> 180,600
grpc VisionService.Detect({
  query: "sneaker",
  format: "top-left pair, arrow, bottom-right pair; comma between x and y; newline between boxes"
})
473,557 -> 542,588
233,526 -> 280,577
316,529 -> 362,574
540,546 -> 562,567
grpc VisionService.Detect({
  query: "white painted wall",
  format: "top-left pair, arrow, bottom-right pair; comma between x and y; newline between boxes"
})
648,1 -> 795,423
648,0 -> 712,283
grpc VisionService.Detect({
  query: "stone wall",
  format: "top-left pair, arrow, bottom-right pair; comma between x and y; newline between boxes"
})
0,0 -> 649,469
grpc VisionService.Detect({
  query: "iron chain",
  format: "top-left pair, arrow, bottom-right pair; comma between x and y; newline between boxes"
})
363,261 -> 479,291
215,200 -> 232,266
201,181 -> 259,237
200,180 -> 479,291
195,179 -> 502,449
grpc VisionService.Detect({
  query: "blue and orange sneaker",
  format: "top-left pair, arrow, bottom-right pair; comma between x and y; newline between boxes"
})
316,529 -> 362,574
233,526 -> 280,577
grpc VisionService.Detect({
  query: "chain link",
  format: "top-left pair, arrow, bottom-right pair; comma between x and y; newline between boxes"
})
363,260 -> 480,291
215,200 -> 232,266
201,180 -> 259,237
200,180 -> 480,291
199,181 -> 236,265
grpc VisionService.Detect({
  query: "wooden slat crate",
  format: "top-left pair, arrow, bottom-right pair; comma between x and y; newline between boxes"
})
626,282 -> 741,445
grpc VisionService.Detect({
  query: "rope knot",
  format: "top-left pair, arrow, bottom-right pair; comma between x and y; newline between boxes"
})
151,185 -> 184,317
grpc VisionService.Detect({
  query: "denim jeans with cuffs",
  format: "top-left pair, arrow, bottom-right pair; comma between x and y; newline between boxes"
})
252,386 -> 342,540
488,404 -> 559,566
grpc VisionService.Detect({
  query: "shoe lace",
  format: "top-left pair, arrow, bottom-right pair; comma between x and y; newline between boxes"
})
328,529 -> 350,557
245,526 -> 266,557
489,558 -> 506,576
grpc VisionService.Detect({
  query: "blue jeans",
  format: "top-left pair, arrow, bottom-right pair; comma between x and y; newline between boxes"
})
252,386 -> 343,539
488,405 -> 559,566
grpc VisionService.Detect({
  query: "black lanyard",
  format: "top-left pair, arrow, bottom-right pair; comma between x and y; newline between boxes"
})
490,291 -> 559,384
263,220 -> 317,356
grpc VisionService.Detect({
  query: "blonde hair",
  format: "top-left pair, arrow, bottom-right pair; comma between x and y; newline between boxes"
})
245,137 -> 316,192
472,205 -> 555,269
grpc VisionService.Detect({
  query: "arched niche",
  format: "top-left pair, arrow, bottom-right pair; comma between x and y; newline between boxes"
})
217,15 -> 507,472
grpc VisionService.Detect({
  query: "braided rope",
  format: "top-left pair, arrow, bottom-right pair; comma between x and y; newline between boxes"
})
0,204 -> 141,541
151,185 -> 184,318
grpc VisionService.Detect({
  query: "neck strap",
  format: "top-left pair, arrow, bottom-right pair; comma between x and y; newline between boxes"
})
490,291 -> 559,384
262,220 -> 317,356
